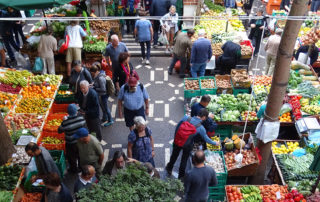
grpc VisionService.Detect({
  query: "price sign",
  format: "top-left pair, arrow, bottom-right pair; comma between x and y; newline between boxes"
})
22,129 -> 28,134
37,115 -> 43,119
47,86 -> 51,90
276,191 -> 281,200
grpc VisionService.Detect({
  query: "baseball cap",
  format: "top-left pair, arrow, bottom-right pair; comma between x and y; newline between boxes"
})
128,77 -> 138,87
72,128 -> 89,139
67,104 -> 78,116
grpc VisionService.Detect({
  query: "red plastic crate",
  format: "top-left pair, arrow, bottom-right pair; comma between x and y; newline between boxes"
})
43,114 -> 67,132
38,131 -> 65,152
50,103 -> 71,114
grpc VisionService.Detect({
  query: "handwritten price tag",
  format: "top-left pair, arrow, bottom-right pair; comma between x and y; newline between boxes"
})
276,191 -> 281,200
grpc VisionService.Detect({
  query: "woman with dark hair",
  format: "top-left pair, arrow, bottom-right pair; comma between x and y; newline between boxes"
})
113,52 -> 139,92
90,63 -> 114,126
43,173 -> 73,202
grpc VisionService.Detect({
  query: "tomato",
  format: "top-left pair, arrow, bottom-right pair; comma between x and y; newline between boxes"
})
232,187 -> 237,192
230,196 -> 234,201
294,196 -> 301,202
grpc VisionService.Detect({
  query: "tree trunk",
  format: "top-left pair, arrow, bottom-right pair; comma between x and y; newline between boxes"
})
250,0 -> 309,184
0,114 -> 15,165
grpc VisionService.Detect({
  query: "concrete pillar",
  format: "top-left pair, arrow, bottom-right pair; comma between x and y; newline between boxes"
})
90,0 -> 106,17
183,0 -> 201,29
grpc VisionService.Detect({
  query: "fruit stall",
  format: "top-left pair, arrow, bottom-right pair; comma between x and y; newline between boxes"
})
0,67 -> 72,201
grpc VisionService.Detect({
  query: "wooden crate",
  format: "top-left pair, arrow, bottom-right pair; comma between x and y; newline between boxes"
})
216,75 -> 233,94
231,69 -> 251,88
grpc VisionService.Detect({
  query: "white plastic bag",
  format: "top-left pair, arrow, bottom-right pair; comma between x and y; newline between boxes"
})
255,118 -> 280,143
15,52 -> 28,68
25,157 -> 37,178
26,35 -> 41,45
158,31 -> 169,45
297,52 -> 310,65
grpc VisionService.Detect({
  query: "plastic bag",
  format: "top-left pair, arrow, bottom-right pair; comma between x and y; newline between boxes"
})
15,52 -> 28,68
279,103 -> 292,116
32,57 -> 43,73
255,118 -> 280,143
158,31 -> 169,45
292,148 -> 306,157
25,157 -> 37,178
26,35 -> 41,45
59,35 -> 69,54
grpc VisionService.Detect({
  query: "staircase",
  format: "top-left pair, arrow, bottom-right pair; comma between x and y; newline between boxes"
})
121,34 -> 169,57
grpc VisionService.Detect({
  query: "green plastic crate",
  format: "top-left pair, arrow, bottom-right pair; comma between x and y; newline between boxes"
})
59,84 -> 70,91
24,171 -> 46,192
184,78 -> 200,98
49,150 -> 66,178
215,125 -> 232,141
200,76 -> 217,95
55,94 -> 76,103
214,151 -> 228,185
208,185 -> 226,202
233,87 -> 250,96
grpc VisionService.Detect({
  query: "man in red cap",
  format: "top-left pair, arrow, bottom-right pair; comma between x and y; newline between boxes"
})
117,76 -> 149,131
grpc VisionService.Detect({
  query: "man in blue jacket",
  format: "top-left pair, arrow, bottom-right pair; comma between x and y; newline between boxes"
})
78,80 -> 102,141
190,29 -> 212,78
166,108 -> 218,179
149,0 -> 171,48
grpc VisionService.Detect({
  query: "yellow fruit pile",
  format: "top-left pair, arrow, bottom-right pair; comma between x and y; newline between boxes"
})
287,141 -> 301,153
279,112 -> 292,122
272,141 -> 301,154
48,119 -> 63,126
15,98 -> 51,114
42,136 -> 64,144
207,136 -> 221,150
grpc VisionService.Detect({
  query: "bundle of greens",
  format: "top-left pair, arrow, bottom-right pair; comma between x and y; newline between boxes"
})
289,81 -> 320,98
288,70 -> 303,89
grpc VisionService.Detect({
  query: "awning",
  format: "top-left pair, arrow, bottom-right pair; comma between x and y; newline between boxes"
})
0,0 -> 71,10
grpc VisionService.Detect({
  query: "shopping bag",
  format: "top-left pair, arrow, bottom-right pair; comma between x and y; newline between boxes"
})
32,57 -> 43,73
59,35 -> 69,54
158,31 -> 169,45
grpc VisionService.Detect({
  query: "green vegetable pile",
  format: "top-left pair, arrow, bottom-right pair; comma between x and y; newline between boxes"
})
241,185 -> 262,202
289,81 -> 320,98
204,0 -> 225,13
254,92 -> 268,105
222,110 -> 240,122
0,191 -> 13,202
288,179 -> 320,196
83,36 -> 107,53
51,21 -> 67,38
77,164 -> 183,202
236,93 -> 257,112
0,165 -> 22,191
288,70 -> 303,89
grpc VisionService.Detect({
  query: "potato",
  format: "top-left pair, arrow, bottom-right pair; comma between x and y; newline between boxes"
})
185,80 -> 200,90
201,79 -> 215,89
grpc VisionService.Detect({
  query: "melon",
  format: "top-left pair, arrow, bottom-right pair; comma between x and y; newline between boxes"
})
225,141 -> 234,151
235,139 -> 245,149
224,137 -> 232,143
232,135 -> 239,141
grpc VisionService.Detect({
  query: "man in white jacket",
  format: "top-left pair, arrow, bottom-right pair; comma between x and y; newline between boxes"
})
65,21 -> 87,78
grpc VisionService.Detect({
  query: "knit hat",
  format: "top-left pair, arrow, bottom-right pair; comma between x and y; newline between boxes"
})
67,104 -> 78,116
72,128 -> 89,139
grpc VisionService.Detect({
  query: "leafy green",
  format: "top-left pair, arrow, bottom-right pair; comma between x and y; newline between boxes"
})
0,191 -> 13,202
77,164 -> 183,202
204,0 -> 225,13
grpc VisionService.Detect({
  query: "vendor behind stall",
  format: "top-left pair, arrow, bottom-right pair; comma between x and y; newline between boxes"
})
216,40 -> 241,75
295,44 -> 319,66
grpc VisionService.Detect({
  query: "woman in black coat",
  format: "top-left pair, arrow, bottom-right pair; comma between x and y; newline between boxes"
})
249,10 -> 265,56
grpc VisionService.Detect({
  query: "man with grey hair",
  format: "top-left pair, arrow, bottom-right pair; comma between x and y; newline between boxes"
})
127,116 -> 155,166
78,80 -> 102,141
37,26 -> 57,74
264,28 -> 283,76
104,34 -> 129,71
190,29 -> 212,78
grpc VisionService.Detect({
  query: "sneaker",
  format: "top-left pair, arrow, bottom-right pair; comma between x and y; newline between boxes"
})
101,120 -> 109,127
145,60 -> 150,65
168,71 -> 172,75
165,49 -> 170,54
103,120 -> 114,127
141,58 -> 146,64
153,45 -> 158,49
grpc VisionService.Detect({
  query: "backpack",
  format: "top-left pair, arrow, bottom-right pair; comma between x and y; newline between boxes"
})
174,117 -> 201,147
105,75 -> 115,96
133,127 -> 151,148
126,0 -> 136,14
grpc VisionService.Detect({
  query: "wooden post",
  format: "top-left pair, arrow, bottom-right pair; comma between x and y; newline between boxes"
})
0,114 -> 15,165
250,0 -> 309,184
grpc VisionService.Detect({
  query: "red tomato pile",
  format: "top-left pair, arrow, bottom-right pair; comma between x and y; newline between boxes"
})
284,189 -> 306,202
289,96 -> 302,120
226,185 -> 244,202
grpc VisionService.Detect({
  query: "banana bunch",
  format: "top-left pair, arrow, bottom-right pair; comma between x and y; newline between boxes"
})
302,105 -> 320,115
241,185 -> 260,194
42,137 -> 64,144
241,185 -> 262,202
207,136 -> 221,150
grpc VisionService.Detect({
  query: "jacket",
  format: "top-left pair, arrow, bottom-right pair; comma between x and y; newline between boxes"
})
58,114 -> 87,144
78,88 -> 100,119
221,41 -> 241,63
249,18 -> 265,39
93,72 -> 107,96
191,38 -> 213,64
113,62 -> 134,87
35,147 -> 61,177
160,12 -> 179,33
173,32 -> 192,57
150,0 -> 171,16
70,67 -> 93,98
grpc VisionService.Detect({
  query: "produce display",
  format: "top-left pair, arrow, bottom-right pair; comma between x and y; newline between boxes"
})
21,193 -> 42,202
0,165 -> 22,191
300,29 -> 320,46
216,77 -> 232,88
0,70 -> 31,87
240,44 -> 253,56
231,70 -> 250,86
279,112 -> 292,122
288,96 -> 302,120
185,80 -> 200,90
21,85 -> 58,99
200,78 -> 215,89
253,85 -> 266,95
272,141 -> 301,154
240,185 -> 262,202
306,192 -> 320,202
205,151 -> 225,173
11,129 -> 35,145
0,84 -> 22,94
224,149 -> 257,170
252,75 -> 272,86
5,114 -> 44,130
211,43 -> 223,55
83,39 -> 107,53
207,136 -> 221,150
258,184 -> 289,201
15,98 -> 51,114
226,186 -> 243,201
0,191 -> 13,202
41,136 -> 64,144
10,146 -> 31,165
222,110 -> 240,121
29,74 -> 61,86
241,111 -> 258,121
0,92 -> 18,113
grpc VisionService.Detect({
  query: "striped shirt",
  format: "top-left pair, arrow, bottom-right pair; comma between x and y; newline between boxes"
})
58,115 -> 86,144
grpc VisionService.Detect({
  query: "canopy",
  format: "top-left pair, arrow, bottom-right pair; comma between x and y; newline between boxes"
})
0,0 -> 71,10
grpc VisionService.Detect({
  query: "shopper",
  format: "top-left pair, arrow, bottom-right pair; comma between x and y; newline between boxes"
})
134,13 -> 153,65
37,26 -> 57,74
118,76 -> 149,131
104,34 -> 129,71
311,0 -> 320,12
65,20 -> 87,77
7,7 -> 26,47
0,40 -> 5,67
184,150 -> 218,202
113,52 -> 139,93
295,44 -> 319,65
265,29 -> 283,76
143,162 -> 160,179
78,80 -> 102,141
74,165 -> 98,195
190,29 -> 212,78
168,29 -> 194,77
150,0 -> 171,48
25,143 -> 60,178
0,9 -> 20,65
217,40 -> 241,75
166,108 -> 219,179
58,104 -> 86,173
160,5 -> 179,53
122,0 -> 139,34
90,64 -> 114,127
73,128 -> 104,176
127,116 -> 155,166
43,173 -> 73,202
249,10 -> 265,56
280,0 -> 292,12
70,60 -> 93,100
225,0 -> 236,8
102,150 -> 138,176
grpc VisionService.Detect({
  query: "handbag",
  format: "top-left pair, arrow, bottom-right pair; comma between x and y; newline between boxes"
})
158,31 -> 169,45
32,57 -> 43,73
263,21 -> 271,38
59,35 -> 69,54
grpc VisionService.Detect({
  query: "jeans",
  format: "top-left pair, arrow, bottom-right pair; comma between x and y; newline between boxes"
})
311,1 -> 320,12
153,20 -> 160,46
85,117 -> 102,141
140,41 -> 151,60
66,143 -> 79,172
169,54 -> 187,77
148,157 -> 155,167
99,94 -> 112,122
191,62 -> 207,78
2,34 -> 20,60
13,24 -> 26,47
225,0 -> 235,8
166,144 -> 191,179
252,36 -> 262,55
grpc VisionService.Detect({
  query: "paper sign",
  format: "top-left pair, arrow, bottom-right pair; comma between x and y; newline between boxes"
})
45,77 -> 50,82
276,191 -> 281,199
47,86 -> 51,90
37,115 -> 43,119
22,129 -> 28,134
